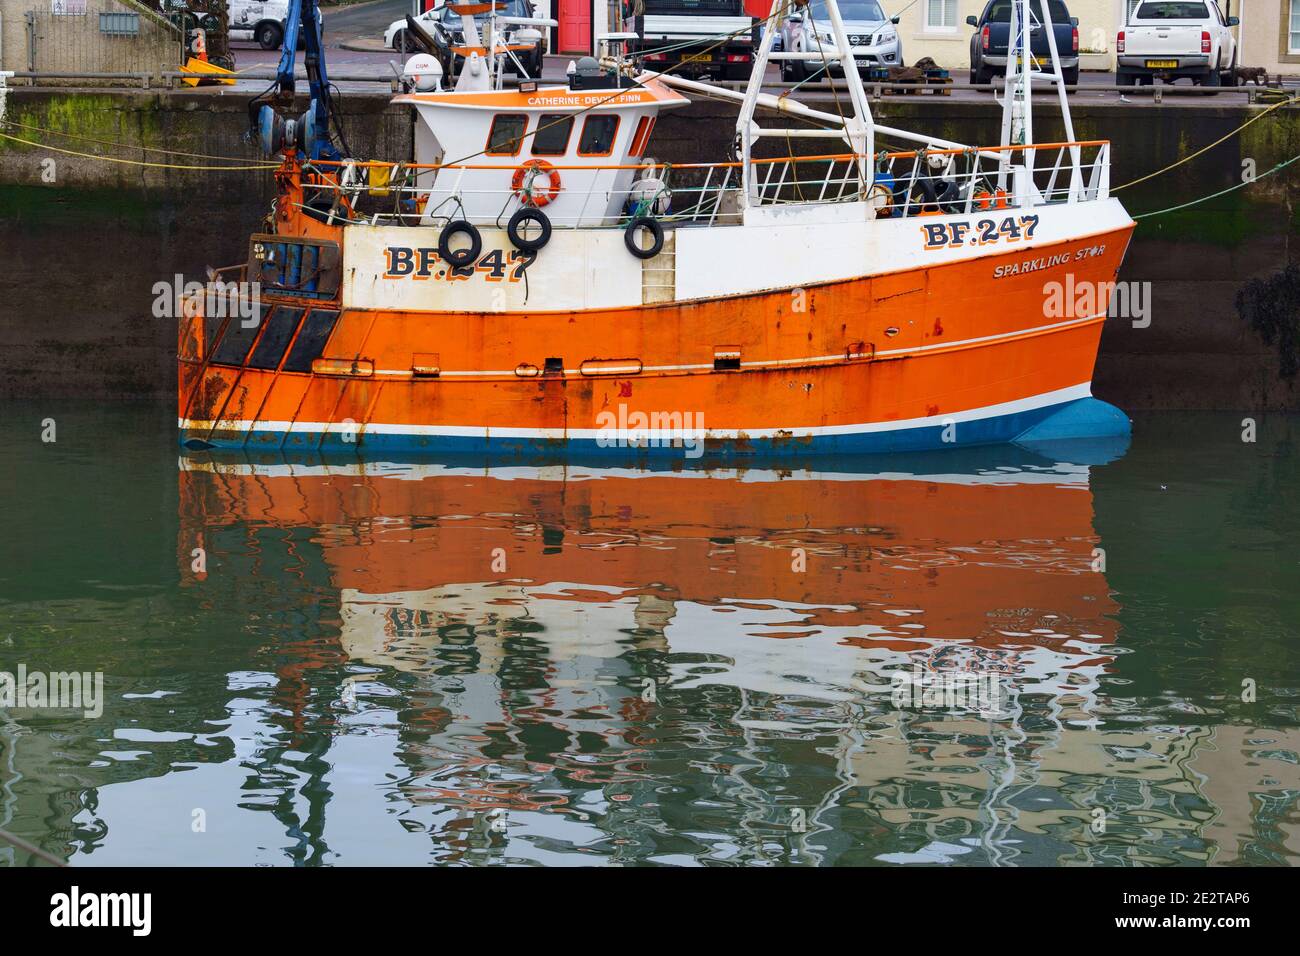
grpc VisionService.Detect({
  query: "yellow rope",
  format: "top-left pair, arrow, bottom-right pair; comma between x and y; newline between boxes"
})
1112,94 -> 1297,192
0,130 -> 279,170
2,118 -> 271,165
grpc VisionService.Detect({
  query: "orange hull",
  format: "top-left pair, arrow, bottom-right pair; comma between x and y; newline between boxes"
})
178,190 -> 1134,458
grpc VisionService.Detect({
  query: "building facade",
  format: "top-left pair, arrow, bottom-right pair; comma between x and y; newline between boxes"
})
550,0 -> 612,55
891,0 -> 1116,72
0,0 -> 180,78
1236,0 -> 1300,73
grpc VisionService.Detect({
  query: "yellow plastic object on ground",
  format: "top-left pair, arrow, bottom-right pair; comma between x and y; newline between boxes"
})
180,58 -> 236,87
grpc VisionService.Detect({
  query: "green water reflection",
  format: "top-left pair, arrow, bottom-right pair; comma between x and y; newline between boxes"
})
0,402 -> 1296,866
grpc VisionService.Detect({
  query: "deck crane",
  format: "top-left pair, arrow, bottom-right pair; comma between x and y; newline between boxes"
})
249,0 -> 345,162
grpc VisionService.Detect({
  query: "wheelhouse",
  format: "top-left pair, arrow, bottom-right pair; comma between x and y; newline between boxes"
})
394,80 -> 689,227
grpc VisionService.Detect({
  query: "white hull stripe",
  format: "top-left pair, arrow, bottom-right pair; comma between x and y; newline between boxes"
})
180,458 -> 1091,486
182,382 -> 1093,439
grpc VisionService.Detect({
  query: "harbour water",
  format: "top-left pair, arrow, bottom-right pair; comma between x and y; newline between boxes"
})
0,402 -> 1296,866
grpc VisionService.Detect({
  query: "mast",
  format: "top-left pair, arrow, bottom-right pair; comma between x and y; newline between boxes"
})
998,0 -> 1082,202
736,0 -> 875,208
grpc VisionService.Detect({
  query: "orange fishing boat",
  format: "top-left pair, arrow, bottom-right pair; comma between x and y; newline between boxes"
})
178,0 -> 1132,458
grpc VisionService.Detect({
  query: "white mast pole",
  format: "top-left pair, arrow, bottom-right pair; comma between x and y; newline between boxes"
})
1036,0 -> 1083,200
997,0 -> 1032,192
736,0 -> 785,207
820,0 -> 875,192
735,0 -> 876,207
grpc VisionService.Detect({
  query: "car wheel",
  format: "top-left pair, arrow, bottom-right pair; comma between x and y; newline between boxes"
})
256,22 -> 283,51
391,29 -> 408,53
1201,67 -> 1221,91
1116,70 -> 1136,87
1222,51 -> 1237,87
1061,65 -> 1079,86
973,64 -> 993,87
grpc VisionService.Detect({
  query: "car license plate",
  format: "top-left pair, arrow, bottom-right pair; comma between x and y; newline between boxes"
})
683,53 -> 711,64
1145,59 -> 1177,68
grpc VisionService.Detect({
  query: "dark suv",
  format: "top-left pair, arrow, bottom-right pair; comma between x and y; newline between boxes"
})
967,0 -> 1080,86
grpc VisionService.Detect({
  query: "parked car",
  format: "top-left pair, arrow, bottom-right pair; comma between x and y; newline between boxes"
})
630,0 -> 757,82
385,0 -> 547,78
777,0 -> 901,82
967,0 -> 1079,86
1116,0 -> 1238,87
227,0 -> 322,51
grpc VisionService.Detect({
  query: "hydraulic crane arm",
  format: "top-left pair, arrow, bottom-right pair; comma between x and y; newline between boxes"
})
251,0 -> 344,162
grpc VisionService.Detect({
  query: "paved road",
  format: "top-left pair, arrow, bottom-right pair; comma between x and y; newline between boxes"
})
323,0 -> 411,49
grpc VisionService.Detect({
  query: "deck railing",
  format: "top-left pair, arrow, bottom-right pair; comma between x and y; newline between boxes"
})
300,140 -> 1111,230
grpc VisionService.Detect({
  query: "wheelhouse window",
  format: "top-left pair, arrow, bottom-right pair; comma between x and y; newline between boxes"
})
577,115 -> 620,156
629,116 -> 656,157
486,114 -> 528,156
532,114 -> 574,155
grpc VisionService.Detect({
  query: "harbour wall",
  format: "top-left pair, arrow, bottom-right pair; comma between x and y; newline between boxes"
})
0,87 -> 1297,409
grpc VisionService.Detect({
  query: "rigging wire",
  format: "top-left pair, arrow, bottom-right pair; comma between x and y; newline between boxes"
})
1111,94 -> 1297,192
0,130 -> 279,170
1132,153 -> 1300,219
0,118 -> 275,166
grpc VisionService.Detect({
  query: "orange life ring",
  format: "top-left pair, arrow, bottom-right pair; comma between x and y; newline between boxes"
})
512,159 -> 561,207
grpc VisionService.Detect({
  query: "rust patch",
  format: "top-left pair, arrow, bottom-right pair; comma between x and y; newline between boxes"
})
194,373 -> 228,422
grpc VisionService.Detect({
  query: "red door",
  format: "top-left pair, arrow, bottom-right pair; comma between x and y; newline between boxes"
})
557,0 -> 591,54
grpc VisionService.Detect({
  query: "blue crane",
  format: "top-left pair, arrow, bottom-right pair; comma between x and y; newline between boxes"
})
250,0 -> 345,162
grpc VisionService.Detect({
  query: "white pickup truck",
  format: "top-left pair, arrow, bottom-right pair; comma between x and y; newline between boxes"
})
1116,0 -> 1239,87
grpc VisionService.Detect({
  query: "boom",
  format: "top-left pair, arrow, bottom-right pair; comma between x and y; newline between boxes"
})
251,0 -> 344,162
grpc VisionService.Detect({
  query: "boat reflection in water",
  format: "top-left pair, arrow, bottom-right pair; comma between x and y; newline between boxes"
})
167,440 -> 1290,865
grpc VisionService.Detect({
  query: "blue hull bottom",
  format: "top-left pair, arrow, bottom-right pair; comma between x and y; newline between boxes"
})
182,397 -> 1130,463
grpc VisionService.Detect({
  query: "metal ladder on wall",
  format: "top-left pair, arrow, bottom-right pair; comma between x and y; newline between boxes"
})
641,231 -> 677,305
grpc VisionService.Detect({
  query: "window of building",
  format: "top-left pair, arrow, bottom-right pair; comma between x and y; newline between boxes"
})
99,12 -> 139,34
532,114 -> 574,155
578,115 -> 620,156
1292,0 -> 1300,53
924,0 -> 957,30
486,114 -> 528,156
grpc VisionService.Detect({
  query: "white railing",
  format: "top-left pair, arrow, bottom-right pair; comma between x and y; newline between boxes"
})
300,140 -> 1111,230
